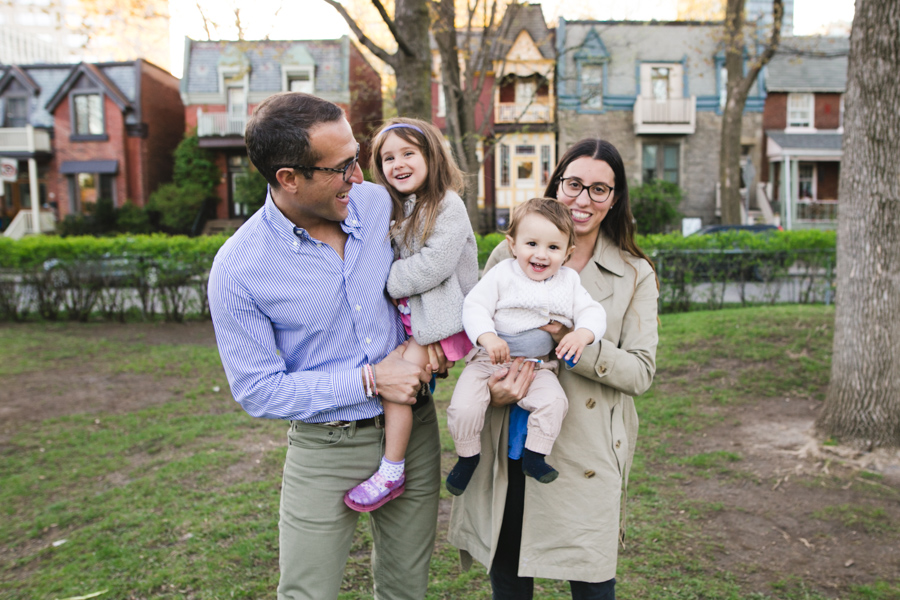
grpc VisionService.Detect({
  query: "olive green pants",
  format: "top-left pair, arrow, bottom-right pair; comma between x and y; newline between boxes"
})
276,400 -> 441,600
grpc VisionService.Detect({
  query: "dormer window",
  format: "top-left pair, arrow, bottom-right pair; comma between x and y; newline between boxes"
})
72,93 -> 104,137
283,67 -> 315,94
787,93 -> 814,129
580,65 -> 603,110
640,63 -> 684,100
3,96 -> 28,127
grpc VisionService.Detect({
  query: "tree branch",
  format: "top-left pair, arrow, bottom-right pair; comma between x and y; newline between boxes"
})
370,0 -> 415,57
321,0 -> 394,65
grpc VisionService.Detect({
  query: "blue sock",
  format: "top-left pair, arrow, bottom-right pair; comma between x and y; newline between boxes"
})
522,448 -> 559,484
446,454 -> 481,496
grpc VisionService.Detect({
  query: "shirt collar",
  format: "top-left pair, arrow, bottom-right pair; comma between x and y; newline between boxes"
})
263,185 -> 364,244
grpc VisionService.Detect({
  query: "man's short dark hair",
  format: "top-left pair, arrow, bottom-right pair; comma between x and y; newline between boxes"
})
244,92 -> 344,188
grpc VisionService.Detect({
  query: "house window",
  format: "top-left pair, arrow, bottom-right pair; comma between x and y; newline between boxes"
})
516,145 -> 535,155
500,144 -> 510,187
69,172 -> 114,213
796,162 -> 837,221
651,67 -> 671,100
540,145 -> 551,186
517,160 -> 534,185
797,163 -> 814,200
4,96 -> 28,127
73,93 -> 103,135
288,72 -> 313,93
642,143 -> 680,184
581,64 -> 603,110
788,93 -> 814,128
227,86 -> 245,117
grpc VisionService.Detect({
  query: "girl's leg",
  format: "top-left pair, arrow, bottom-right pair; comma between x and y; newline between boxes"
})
382,400 -> 412,462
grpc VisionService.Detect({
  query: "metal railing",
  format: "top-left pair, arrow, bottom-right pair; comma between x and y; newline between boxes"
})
633,96 -> 696,134
495,102 -> 552,123
0,126 -> 51,153
197,111 -> 247,137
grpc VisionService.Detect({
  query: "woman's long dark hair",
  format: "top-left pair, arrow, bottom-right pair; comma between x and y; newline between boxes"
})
543,139 -> 655,270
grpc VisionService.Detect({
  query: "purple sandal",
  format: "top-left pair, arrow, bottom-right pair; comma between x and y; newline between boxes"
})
343,472 -> 406,512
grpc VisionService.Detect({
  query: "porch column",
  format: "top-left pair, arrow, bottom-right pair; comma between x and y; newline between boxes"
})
26,126 -> 40,235
784,155 -> 792,230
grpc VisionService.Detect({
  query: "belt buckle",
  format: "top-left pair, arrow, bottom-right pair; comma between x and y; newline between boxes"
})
374,414 -> 385,429
323,420 -> 352,429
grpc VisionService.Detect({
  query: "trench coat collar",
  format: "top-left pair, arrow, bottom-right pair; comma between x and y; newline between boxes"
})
589,232 -> 626,278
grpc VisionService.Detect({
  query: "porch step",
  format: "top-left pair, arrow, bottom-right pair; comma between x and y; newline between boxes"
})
203,219 -> 245,236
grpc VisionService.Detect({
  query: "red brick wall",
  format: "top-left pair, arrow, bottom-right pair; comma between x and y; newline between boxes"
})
348,43 -> 382,168
817,162 -> 840,199
814,93 -> 842,130
763,92 -> 788,130
50,94 -> 128,219
213,153 -> 230,219
139,61 -> 185,203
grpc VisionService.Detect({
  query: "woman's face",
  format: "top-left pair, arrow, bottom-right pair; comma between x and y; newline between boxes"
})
555,157 -> 616,238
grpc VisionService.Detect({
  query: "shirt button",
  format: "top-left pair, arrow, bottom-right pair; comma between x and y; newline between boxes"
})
365,338 -> 371,344
317,243 -> 322,248
355,305 -> 361,311
293,241 -> 298,246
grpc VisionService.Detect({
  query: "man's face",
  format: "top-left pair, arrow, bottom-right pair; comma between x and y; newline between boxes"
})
288,118 -> 364,228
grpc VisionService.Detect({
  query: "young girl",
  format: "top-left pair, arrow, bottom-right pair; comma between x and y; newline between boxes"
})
445,198 -> 607,495
343,117 -> 479,512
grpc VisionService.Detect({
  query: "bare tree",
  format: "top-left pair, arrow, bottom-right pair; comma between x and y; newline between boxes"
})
816,0 -> 900,448
719,0 -> 782,225
323,0 -> 432,120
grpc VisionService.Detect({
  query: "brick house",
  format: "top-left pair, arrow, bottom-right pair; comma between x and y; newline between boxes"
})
555,20 -> 767,227
0,60 -> 184,229
761,36 -> 849,230
180,37 -> 382,221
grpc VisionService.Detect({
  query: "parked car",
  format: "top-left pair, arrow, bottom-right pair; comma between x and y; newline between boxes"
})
690,224 -> 782,236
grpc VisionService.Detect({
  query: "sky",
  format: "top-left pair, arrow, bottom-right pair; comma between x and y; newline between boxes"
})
168,0 -> 856,78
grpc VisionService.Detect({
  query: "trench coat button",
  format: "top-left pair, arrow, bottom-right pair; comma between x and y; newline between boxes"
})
584,470 -> 595,478
598,365 -> 608,374
615,440 -> 621,449
586,398 -> 596,409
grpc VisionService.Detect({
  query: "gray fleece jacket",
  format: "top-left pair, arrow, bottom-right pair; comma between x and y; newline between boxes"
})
386,190 -> 479,346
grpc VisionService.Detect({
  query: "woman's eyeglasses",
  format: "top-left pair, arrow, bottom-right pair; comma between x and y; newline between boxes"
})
277,145 -> 360,182
557,177 -> 615,204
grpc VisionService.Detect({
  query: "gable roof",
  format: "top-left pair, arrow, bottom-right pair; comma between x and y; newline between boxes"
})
45,62 -> 134,113
0,66 -> 41,96
766,36 -> 849,93
494,3 -> 554,61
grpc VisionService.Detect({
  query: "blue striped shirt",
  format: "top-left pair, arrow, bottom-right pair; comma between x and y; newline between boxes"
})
208,181 -> 405,422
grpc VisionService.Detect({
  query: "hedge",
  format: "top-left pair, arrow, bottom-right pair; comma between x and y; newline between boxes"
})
0,230 -> 837,322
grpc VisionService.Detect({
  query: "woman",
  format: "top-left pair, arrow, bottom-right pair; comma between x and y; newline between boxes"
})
447,139 -> 659,599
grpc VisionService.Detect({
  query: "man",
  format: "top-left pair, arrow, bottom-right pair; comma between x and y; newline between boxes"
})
208,92 -> 444,599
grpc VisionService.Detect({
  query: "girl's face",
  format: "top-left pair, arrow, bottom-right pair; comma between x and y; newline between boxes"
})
555,157 -> 616,239
506,213 -> 574,282
380,132 -> 428,196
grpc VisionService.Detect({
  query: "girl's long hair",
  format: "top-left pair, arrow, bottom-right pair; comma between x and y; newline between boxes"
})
543,138 -> 655,269
370,117 -> 465,248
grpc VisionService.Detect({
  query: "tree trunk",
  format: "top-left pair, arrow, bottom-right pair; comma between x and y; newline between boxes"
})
816,0 -> 900,448
718,0 -> 782,224
389,0 -> 432,120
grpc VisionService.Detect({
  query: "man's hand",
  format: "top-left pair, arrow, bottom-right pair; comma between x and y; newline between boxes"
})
555,328 -> 595,364
373,344 -> 425,406
477,332 -> 510,365
487,357 -> 535,407
426,342 -> 454,378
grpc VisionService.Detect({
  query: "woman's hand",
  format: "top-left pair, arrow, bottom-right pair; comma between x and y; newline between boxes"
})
487,357 -> 535,407
425,342 -> 454,377
539,320 -> 573,344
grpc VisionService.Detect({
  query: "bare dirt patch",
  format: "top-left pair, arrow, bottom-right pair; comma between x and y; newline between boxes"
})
662,394 -> 900,597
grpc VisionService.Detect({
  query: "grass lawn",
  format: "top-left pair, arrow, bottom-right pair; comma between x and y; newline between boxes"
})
1,305 -> 898,600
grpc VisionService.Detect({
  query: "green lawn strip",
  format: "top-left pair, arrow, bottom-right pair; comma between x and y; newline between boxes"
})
6,306 -> 896,600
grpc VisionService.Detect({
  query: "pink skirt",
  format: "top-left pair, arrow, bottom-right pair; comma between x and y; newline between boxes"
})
398,298 -> 472,361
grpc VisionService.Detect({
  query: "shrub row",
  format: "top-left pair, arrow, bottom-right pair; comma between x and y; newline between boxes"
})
0,230 -> 837,322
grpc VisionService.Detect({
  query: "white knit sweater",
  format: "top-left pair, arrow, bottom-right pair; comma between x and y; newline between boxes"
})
462,258 -> 607,347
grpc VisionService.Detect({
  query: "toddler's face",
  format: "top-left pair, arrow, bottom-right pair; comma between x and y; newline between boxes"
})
379,132 -> 428,196
507,214 -> 573,282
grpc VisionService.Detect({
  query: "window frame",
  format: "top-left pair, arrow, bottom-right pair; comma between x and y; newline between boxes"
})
69,91 -> 107,141
3,94 -> 29,127
641,141 -> 681,185
787,93 -> 815,130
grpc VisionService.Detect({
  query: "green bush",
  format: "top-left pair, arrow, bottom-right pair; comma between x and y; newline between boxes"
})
477,232 -> 506,268
173,132 -> 220,195
147,183 -> 208,235
233,167 -> 268,215
631,180 -> 683,234
116,201 -> 153,234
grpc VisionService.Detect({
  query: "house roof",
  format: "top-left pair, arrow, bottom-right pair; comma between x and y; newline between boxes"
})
494,3 -> 555,61
766,36 -> 849,93
44,62 -> 136,115
766,130 -> 843,156
181,38 -> 354,102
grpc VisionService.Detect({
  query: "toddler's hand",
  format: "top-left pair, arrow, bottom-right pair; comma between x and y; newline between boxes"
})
478,333 -> 510,365
555,328 -> 595,365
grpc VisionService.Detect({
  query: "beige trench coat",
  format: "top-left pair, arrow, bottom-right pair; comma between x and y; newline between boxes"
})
447,233 -> 659,583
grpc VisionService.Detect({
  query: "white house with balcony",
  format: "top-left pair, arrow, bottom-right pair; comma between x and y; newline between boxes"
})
180,36 -> 381,221
556,20 -> 768,227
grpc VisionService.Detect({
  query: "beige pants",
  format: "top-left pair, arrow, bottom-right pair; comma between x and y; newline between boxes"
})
447,348 -> 568,457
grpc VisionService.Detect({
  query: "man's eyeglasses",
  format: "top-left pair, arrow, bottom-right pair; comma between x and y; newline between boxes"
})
277,145 -> 360,182
557,177 -> 615,204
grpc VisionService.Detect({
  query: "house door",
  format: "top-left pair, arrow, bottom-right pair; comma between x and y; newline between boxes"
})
228,155 -> 250,218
